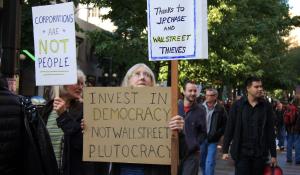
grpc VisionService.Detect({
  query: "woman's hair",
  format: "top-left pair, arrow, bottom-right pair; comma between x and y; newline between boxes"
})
49,69 -> 86,99
121,63 -> 156,87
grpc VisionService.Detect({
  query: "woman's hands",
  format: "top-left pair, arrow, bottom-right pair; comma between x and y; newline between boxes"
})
53,97 -> 67,116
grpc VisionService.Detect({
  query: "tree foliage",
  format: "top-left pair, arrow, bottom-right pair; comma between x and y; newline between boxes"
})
21,0 -> 68,51
74,0 -> 158,79
21,0 -> 299,91
203,0 -> 292,90
77,0 -> 297,91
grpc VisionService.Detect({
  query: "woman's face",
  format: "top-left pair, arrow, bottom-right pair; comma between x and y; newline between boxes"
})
128,67 -> 153,87
65,78 -> 84,99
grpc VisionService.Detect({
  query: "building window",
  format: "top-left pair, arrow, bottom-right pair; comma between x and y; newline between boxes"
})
89,8 -> 99,17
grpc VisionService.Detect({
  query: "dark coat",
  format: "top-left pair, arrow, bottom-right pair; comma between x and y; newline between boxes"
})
178,100 -> 206,158
275,109 -> 284,129
0,79 -> 58,175
41,100 -> 109,175
222,96 -> 276,161
0,85 -> 24,175
205,103 -> 227,143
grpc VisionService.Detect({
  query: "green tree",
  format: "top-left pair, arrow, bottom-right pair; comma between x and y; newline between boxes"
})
21,0 -> 52,52
161,0 -> 293,92
75,0 -> 158,79
280,47 -> 300,86
22,0 -> 297,91
21,0 -> 79,52
203,0 -> 292,90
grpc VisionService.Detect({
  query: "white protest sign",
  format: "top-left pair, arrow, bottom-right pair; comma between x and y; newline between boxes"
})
32,2 -> 77,86
147,0 -> 208,61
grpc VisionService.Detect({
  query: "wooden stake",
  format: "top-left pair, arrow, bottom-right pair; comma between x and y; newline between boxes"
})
171,60 -> 179,175
54,86 -> 60,98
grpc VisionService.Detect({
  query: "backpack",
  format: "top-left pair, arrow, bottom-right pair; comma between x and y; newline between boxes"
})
283,104 -> 298,125
20,96 -> 59,175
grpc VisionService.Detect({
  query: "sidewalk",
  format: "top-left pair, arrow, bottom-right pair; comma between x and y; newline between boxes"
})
199,149 -> 300,175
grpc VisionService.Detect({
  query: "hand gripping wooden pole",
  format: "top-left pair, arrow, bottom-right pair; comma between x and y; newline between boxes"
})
54,86 -> 60,98
171,60 -> 179,175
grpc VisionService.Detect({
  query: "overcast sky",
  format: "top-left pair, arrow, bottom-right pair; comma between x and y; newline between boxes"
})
289,0 -> 300,15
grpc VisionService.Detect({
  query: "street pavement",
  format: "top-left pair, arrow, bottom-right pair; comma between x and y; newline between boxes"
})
198,149 -> 300,175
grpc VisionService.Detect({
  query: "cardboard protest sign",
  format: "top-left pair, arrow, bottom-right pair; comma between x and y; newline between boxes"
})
83,87 -> 172,165
147,0 -> 208,60
32,2 -> 77,86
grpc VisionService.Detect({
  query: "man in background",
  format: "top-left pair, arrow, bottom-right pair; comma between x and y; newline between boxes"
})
274,101 -> 285,151
222,76 -> 277,175
176,80 -> 207,175
200,88 -> 227,175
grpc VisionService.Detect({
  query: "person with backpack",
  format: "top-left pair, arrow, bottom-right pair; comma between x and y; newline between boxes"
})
284,96 -> 300,164
0,73 -> 29,175
0,72 -> 58,175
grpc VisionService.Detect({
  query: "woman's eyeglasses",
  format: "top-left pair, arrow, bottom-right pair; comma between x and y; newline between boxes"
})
132,71 -> 151,79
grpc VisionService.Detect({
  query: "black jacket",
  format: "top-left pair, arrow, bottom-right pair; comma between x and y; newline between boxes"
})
204,103 -> 227,143
178,100 -> 206,158
0,85 -> 23,175
222,97 -> 276,161
275,109 -> 284,129
41,100 -> 109,175
0,80 -> 58,175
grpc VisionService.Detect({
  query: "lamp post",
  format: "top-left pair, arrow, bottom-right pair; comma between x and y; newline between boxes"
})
1,0 -> 21,77
100,57 -> 118,86
103,72 -> 118,86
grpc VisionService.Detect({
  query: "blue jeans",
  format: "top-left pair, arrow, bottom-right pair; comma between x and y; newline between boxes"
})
286,134 -> 300,162
276,126 -> 286,148
200,140 -> 217,175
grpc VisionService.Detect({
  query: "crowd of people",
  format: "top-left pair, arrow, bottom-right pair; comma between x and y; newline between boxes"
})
1,63 -> 300,175
272,97 -> 300,165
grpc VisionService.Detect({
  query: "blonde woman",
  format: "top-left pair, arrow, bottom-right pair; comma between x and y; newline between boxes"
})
110,63 -> 184,175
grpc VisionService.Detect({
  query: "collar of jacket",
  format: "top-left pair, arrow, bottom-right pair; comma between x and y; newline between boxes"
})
203,101 -> 217,110
241,95 -> 266,106
178,99 -> 199,115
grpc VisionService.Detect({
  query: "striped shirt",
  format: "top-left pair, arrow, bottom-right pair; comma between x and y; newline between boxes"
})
46,110 -> 64,166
